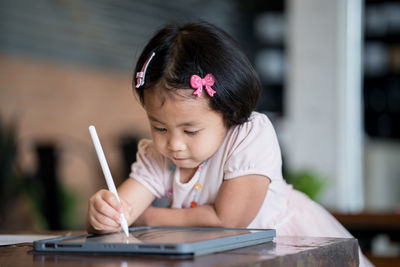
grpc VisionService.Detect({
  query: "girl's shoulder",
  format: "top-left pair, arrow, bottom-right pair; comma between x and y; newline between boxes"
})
137,139 -> 164,161
138,138 -> 154,150
248,111 -> 273,126
133,139 -> 169,176
223,111 -> 278,150
221,112 -> 282,180
232,111 -> 275,136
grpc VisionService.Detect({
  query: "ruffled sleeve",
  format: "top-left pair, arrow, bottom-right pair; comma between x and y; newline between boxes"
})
223,112 -> 283,182
129,139 -> 168,198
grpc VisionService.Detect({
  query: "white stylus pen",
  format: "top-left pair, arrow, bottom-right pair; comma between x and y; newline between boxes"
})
89,125 -> 129,237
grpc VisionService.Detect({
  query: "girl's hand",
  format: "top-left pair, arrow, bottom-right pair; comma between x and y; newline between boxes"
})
86,189 -> 132,234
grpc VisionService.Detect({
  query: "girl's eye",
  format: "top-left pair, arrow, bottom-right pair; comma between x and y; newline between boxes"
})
153,126 -> 167,132
184,130 -> 199,135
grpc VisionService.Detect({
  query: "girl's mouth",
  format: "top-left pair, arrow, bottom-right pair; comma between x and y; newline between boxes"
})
173,157 -> 187,161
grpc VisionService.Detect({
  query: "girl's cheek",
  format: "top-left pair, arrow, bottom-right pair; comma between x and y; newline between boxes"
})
153,135 -> 165,152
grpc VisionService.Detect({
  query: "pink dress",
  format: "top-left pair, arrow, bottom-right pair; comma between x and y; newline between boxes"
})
130,112 -> 372,266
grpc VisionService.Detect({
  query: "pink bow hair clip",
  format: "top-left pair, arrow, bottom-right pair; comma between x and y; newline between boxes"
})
190,74 -> 216,97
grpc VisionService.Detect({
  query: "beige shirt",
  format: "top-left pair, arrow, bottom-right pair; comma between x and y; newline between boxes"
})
130,112 -> 288,227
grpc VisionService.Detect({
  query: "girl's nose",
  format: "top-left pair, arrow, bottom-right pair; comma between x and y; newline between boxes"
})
167,135 -> 185,152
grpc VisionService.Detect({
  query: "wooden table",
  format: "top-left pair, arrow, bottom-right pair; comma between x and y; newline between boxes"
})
0,234 -> 359,267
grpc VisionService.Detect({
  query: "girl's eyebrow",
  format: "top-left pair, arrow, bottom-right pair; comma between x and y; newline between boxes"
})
149,116 -> 198,127
178,121 -> 197,127
149,116 -> 164,124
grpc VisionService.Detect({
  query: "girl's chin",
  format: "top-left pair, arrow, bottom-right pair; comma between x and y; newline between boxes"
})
173,160 -> 200,169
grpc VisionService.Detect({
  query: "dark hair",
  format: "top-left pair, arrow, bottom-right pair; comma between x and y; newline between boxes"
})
133,21 -> 261,128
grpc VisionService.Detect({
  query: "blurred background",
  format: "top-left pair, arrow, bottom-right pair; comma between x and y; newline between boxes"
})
0,0 -> 399,265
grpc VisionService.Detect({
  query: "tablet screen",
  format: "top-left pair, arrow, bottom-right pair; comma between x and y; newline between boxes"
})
60,228 -> 253,244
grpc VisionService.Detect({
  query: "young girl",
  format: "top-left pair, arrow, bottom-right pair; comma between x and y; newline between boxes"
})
87,21 -> 371,266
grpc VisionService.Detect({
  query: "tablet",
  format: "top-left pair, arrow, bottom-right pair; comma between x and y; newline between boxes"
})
34,226 -> 275,256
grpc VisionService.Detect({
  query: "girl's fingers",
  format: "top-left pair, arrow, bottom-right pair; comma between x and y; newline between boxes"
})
102,190 -> 132,222
102,191 -> 124,213
88,191 -> 121,225
90,213 -> 119,233
92,197 -> 121,223
91,206 -> 120,228
87,189 -> 129,233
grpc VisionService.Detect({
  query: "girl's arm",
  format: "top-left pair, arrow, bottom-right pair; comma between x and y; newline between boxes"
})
137,174 -> 269,228
118,178 -> 156,226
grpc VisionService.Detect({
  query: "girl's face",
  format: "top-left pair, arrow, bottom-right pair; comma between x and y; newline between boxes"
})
143,89 -> 228,171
